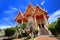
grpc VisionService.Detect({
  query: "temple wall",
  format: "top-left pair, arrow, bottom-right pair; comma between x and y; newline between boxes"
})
26,17 -> 35,29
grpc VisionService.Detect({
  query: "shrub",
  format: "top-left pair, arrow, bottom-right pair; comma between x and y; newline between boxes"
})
57,34 -> 60,37
21,30 -> 27,37
20,22 -> 27,30
0,29 -> 1,31
5,28 -> 16,37
21,32 -> 27,37
55,18 -> 60,34
34,29 -> 38,34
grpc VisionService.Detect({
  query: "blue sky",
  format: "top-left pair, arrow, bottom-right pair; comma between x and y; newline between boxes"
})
0,0 -> 60,29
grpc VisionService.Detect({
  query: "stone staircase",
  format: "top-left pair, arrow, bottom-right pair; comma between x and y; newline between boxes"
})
40,28 -> 49,35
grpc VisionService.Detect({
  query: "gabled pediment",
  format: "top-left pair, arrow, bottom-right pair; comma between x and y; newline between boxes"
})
15,11 -> 23,21
34,5 -> 47,16
24,4 -> 35,17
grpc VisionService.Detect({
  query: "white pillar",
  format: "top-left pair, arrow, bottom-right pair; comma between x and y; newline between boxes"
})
34,16 -> 38,29
44,15 -> 48,26
22,19 -> 23,24
38,26 -> 40,36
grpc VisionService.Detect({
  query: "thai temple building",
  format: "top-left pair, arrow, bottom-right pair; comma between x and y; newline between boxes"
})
15,4 -> 51,35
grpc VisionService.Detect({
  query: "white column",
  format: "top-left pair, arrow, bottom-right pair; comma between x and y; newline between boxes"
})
34,16 -> 38,29
38,26 -> 41,36
44,15 -> 48,26
22,19 -> 23,24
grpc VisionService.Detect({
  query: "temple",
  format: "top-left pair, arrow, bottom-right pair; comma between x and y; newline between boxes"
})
15,4 -> 51,35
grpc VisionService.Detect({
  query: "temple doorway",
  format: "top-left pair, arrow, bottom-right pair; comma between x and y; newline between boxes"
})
38,24 -> 44,28
38,24 -> 41,28
42,24 -> 44,28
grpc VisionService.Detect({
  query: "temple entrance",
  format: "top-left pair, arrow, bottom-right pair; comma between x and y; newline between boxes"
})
38,24 -> 48,35
38,24 -> 41,28
42,24 -> 44,28
38,24 -> 44,28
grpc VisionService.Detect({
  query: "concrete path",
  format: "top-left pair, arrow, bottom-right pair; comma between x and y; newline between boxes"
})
34,35 -> 59,40
13,39 -> 21,40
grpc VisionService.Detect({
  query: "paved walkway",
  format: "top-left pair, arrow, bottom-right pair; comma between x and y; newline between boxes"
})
13,37 -> 26,40
13,37 -> 34,40
34,35 -> 59,40
13,39 -> 21,40
13,35 -> 59,40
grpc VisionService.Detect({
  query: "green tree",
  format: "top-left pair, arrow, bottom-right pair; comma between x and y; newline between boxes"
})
5,28 -> 16,37
55,18 -> 60,34
0,29 -> 2,31
55,18 -> 60,30
20,22 -> 27,37
20,22 -> 27,30
48,22 -> 57,35
48,17 -> 60,36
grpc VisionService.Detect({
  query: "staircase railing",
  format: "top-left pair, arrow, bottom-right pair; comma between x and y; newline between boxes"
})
44,25 -> 52,35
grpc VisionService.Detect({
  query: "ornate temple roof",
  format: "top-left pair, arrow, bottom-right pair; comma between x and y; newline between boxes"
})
24,4 -> 35,17
33,5 -> 47,16
15,4 -> 49,23
15,11 -> 23,21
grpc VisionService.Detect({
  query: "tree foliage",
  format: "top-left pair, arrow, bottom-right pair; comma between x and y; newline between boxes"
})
55,18 -> 60,31
5,28 -> 16,37
48,22 -> 57,35
20,22 -> 27,30
48,17 -> 60,36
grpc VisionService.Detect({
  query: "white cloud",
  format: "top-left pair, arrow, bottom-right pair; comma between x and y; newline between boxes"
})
20,5 -> 26,9
3,6 -> 18,25
0,6 -> 18,29
0,25 -> 16,29
0,25 -> 12,29
10,6 -> 18,11
4,18 -> 9,21
41,1 -> 46,5
48,10 -> 60,24
3,17 -> 14,25
4,6 -> 18,14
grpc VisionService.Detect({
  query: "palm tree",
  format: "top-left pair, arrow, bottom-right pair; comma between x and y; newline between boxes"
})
19,22 -> 27,37
20,22 -> 27,30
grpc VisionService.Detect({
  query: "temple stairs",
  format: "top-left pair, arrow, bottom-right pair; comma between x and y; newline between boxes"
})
40,28 -> 49,35
38,25 -> 51,35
